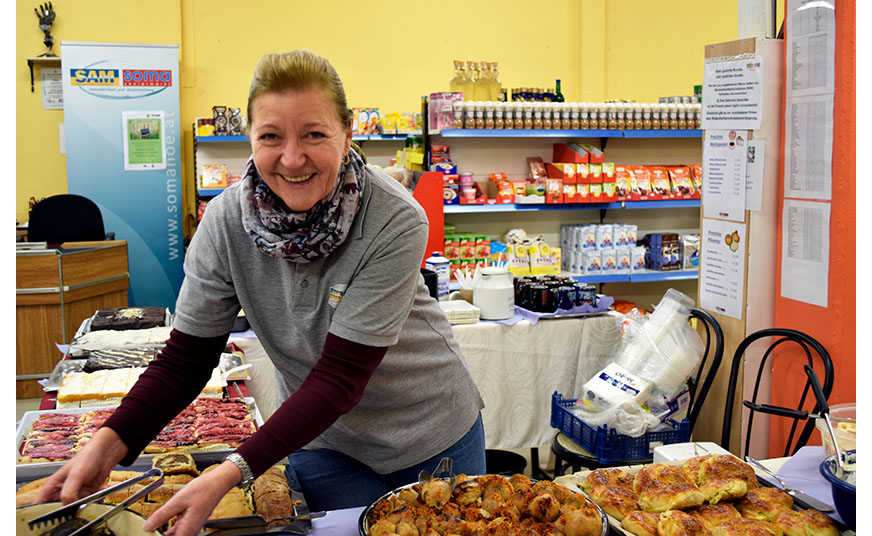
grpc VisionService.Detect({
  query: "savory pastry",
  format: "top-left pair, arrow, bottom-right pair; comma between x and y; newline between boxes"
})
634,463 -> 706,512
15,477 -> 50,506
554,502 -> 604,536
711,517 -> 782,536
735,487 -> 794,522
587,484 -> 639,521
453,479 -> 483,506
147,483 -> 186,503
690,455 -> 758,504
151,450 -> 199,476
581,468 -> 636,493
127,501 -> 163,518
252,466 -> 291,499
621,510 -> 661,536
657,509 -> 711,536
771,508 -> 839,536
209,487 -> 254,519
687,503 -> 741,530
528,493 -> 561,522
421,478 -> 453,507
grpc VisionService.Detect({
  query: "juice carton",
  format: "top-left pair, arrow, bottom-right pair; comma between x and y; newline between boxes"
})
602,162 -> 617,202
588,163 -> 603,201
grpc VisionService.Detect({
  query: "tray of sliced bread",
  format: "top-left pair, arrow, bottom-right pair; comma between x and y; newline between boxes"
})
554,454 -> 847,536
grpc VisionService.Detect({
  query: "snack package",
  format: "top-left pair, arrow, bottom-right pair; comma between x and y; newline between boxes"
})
600,247 -> 617,273
596,224 -> 614,249
616,246 -> 632,274
667,166 -> 694,198
200,164 -> 226,188
631,246 -> 647,271
583,250 -> 602,274
690,164 -> 703,197
680,234 -> 700,269
630,166 -> 652,199
615,166 -> 633,200
527,156 -> 547,180
614,224 -> 628,247
649,166 -> 672,198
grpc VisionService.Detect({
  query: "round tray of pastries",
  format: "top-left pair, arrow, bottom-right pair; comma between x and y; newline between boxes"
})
360,473 -> 609,536
554,454 -> 842,536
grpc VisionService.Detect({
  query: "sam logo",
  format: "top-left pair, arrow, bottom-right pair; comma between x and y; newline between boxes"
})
70,68 -> 119,86
123,69 -> 172,87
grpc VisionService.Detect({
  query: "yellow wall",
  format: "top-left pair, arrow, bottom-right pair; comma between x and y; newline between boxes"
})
16,0 -> 737,235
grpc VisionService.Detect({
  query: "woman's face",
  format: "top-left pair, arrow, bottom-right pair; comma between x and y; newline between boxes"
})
249,88 -> 351,212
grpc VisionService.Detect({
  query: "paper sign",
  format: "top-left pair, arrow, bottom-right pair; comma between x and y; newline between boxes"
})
122,111 -> 167,171
702,54 -> 764,130
703,130 -> 747,221
700,219 -> 747,320
780,199 -> 830,307
745,139 -> 765,211
786,0 -> 836,97
41,67 -> 63,110
783,94 -> 833,200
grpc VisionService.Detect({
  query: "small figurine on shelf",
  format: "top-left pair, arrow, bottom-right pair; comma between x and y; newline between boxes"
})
34,2 -> 57,57
228,108 -> 243,136
212,105 -> 229,135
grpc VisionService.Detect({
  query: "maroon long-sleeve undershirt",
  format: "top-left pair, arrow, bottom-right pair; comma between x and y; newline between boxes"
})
103,328 -> 387,477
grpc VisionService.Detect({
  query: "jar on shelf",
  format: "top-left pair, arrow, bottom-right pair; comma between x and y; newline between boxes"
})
475,101 -> 485,129
650,104 -> 661,130
464,101 -> 476,129
453,102 -> 464,129
598,104 -> 609,129
485,102 -> 495,129
542,103 -> 553,129
616,104 -> 627,130
633,103 -> 644,129
668,103 -> 679,129
642,104 -> 653,129
575,103 -> 586,129
561,103 -> 572,129
494,102 -> 505,129
514,103 -> 525,129
503,102 -> 514,130
676,104 -> 686,129
694,103 -> 702,129
523,104 -> 534,129
533,103 -> 544,129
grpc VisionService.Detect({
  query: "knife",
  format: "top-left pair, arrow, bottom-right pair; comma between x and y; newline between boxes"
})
745,456 -> 834,512
200,512 -> 325,536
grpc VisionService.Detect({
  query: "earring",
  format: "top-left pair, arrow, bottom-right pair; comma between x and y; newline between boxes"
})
342,153 -> 350,165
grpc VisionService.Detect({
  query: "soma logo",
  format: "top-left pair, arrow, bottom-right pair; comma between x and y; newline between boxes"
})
123,69 -> 172,87
70,69 -> 119,86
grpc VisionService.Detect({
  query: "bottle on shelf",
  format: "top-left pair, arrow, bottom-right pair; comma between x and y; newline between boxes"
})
554,79 -> 565,102
651,104 -> 661,130
616,103 -> 626,130
513,103 -> 525,129
677,104 -> 688,129
561,103 -> 572,129
464,101 -> 477,129
533,103 -> 544,129
465,61 -> 477,101
453,103 -> 464,129
485,102 -> 495,129
523,103 -> 534,129
474,62 -> 490,102
598,103 -> 609,129
576,103 -> 586,129
668,103 -> 679,129
494,102 -> 505,129
503,102 -> 514,130
450,60 -> 467,99
642,104 -> 653,129
694,103 -> 702,129
542,103 -> 553,129
475,101 -> 486,129
490,62 -> 503,102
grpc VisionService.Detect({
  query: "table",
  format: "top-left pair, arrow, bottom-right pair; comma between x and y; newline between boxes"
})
230,312 -> 624,449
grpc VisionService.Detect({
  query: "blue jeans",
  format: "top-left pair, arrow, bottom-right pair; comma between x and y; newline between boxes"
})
283,413 -> 485,511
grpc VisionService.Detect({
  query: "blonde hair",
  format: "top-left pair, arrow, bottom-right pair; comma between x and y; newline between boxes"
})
246,50 -> 365,161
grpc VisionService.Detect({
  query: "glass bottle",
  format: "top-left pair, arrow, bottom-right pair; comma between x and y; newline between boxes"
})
651,104 -> 661,130
616,104 -> 626,130
642,104 -> 653,129
554,79 -> 565,102
633,103 -> 643,129
476,61 -> 490,102
490,62 -> 502,102
533,103 -> 544,129
542,104 -> 553,129
523,104 -> 534,129
464,101 -> 476,129
668,104 -> 679,129
513,102 -> 524,129
450,60 -> 465,97
453,102 -> 464,129
561,103 -> 572,129
485,102 -> 495,129
494,102 -> 504,129
465,61 -> 477,101
694,103 -> 702,129
475,101 -> 485,129
596,104 -> 607,129
677,104 -> 688,129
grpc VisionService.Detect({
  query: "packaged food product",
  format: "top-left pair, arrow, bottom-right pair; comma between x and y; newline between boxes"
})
200,164 -> 227,188
630,166 -> 652,198
649,166 -> 672,198
668,166 -> 695,197
526,156 -> 547,180
615,166 -> 633,200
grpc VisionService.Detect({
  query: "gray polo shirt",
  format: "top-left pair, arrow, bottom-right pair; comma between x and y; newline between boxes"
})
173,166 -> 484,473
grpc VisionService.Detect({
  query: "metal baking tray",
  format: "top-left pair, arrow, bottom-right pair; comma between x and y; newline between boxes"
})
357,476 -> 608,536
15,397 -> 264,482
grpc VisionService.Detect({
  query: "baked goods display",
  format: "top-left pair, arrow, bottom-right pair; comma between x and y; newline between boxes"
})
89,307 -> 169,332
18,398 -> 256,463
364,473 -> 607,536
68,326 -> 173,357
555,455 -> 840,536
15,455 -> 297,530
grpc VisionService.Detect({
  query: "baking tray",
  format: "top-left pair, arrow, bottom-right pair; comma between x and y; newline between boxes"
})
357,476 -> 608,536
553,458 -> 850,536
42,352 -> 250,393
74,308 -> 173,338
15,397 -> 264,482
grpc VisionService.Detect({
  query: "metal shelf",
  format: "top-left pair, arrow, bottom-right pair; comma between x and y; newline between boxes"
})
197,188 -> 225,196
432,129 -> 623,138
566,269 -> 699,284
444,202 -> 622,214
622,199 -> 700,209
622,129 -> 702,138
196,135 -> 249,143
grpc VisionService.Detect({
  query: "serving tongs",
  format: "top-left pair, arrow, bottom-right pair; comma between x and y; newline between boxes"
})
418,457 -> 456,493
200,512 -> 326,536
28,467 -> 164,534
802,365 -> 853,478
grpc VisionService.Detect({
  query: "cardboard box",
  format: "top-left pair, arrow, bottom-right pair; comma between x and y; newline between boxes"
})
578,143 -> 605,164
588,163 -> 603,201
200,164 -> 227,189
552,143 -> 589,164
602,162 -> 617,202
546,162 -> 577,183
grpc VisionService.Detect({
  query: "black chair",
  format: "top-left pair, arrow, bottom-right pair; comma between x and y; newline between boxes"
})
552,307 -> 724,476
720,328 -> 833,458
27,194 -> 114,244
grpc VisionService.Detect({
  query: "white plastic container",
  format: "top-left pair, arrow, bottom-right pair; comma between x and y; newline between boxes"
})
473,266 -> 514,320
424,251 -> 450,301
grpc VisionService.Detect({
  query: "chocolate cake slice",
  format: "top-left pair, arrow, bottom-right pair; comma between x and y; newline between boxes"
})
89,307 -> 167,331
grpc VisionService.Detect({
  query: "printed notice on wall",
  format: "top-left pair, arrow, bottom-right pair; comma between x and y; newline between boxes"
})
745,139 -> 765,211
121,111 -> 167,171
703,130 -> 746,221
781,199 -> 830,307
41,67 -> 63,110
786,0 -> 835,97
784,94 -> 833,200
700,219 -> 747,320
701,54 -> 763,130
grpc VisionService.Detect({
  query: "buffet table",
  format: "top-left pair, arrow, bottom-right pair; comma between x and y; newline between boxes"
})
230,312 -> 624,450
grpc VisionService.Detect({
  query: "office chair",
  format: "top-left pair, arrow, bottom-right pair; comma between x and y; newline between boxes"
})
27,194 -> 114,244
552,307 -> 724,475
720,328 -> 833,458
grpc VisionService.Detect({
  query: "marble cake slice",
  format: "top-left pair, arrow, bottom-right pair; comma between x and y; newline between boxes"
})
82,348 -> 157,372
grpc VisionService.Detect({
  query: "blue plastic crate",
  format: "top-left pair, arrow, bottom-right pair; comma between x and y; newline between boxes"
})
551,391 -> 690,464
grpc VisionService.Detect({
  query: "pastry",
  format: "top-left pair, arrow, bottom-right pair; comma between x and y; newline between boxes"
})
684,455 -> 758,504
657,509 -> 710,536
621,510 -> 661,536
89,307 -> 168,331
711,517 -> 782,536
209,487 -> 254,519
633,463 -> 706,512
687,503 -> 741,530
587,484 -> 639,521
151,450 -> 199,476
581,468 -> 635,493
735,487 -> 793,522
771,508 -> 838,536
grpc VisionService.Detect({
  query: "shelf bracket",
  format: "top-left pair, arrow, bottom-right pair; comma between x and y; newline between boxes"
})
600,137 -> 609,151
599,208 -> 608,224
28,59 -> 36,92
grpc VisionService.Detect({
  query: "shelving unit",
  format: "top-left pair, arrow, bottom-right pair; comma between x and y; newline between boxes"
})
424,128 -> 703,307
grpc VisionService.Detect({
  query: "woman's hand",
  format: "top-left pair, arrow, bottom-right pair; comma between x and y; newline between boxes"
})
143,460 -> 242,536
34,427 -> 129,504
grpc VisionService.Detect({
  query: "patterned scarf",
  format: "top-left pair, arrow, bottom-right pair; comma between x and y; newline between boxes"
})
240,148 -> 366,262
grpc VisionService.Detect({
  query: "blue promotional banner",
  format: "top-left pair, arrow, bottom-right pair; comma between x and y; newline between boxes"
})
61,42 -> 183,310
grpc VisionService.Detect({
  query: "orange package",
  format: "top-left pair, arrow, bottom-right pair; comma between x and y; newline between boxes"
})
615,166 -> 634,200
690,164 -> 703,198
649,166 -> 671,198
630,166 -> 652,199
667,166 -> 694,198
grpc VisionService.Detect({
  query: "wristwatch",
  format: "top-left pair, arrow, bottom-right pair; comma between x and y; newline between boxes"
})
224,452 -> 255,488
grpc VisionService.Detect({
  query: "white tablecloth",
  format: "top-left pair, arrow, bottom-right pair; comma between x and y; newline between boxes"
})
230,312 -> 623,449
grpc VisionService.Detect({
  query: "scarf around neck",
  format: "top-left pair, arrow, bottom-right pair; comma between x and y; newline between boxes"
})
240,148 -> 366,262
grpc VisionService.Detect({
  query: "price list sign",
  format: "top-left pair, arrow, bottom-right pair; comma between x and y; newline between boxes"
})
702,130 -> 747,221
700,219 -> 747,320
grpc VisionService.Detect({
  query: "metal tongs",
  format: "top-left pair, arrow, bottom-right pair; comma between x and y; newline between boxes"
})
418,457 -> 456,493
200,512 -> 326,536
802,365 -> 853,478
28,467 -> 164,535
